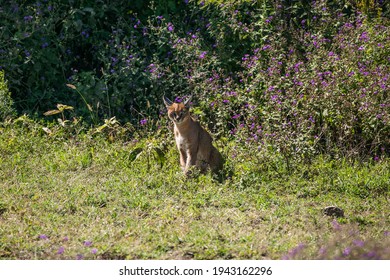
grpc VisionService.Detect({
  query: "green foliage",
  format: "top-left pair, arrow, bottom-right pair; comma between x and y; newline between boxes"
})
0,0 -> 389,261
128,137 -> 169,170
0,71 -> 15,121
0,0 -> 389,159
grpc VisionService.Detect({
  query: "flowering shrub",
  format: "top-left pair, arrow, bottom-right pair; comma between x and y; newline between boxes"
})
0,0 -> 389,158
232,11 -> 390,160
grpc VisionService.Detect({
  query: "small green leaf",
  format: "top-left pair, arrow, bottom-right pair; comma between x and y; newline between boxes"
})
128,148 -> 143,163
57,104 -> 74,111
43,110 -> 61,116
154,147 -> 166,168
96,123 -> 107,133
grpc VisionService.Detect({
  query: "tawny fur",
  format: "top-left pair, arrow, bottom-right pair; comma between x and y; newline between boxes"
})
164,97 -> 223,175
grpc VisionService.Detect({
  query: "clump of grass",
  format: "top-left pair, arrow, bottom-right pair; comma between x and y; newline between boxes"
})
282,220 -> 390,260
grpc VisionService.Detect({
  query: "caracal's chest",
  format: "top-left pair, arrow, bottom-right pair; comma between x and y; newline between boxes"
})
175,129 -> 190,150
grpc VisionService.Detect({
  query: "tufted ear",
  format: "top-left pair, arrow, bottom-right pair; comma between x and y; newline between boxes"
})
183,95 -> 192,107
163,95 -> 173,107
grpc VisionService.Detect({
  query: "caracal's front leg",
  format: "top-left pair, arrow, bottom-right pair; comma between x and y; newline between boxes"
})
184,149 -> 197,176
179,149 -> 187,171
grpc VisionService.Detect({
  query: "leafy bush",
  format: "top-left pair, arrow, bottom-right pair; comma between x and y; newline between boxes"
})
0,70 -> 15,121
230,12 -> 390,160
188,1 -> 390,160
0,0 -> 389,159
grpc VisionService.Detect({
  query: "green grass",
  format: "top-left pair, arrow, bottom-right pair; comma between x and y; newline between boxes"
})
0,120 -> 389,260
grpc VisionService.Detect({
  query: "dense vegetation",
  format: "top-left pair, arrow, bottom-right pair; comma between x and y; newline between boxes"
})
0,0 -> 389,260
1,0 -> 389,158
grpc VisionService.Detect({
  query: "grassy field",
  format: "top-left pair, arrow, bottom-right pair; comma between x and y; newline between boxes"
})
0,119 -> 389,260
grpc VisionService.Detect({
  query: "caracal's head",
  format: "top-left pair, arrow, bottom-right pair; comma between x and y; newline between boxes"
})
163,96 -> 192,125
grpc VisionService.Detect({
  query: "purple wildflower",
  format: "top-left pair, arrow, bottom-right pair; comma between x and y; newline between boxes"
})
76,254 -> 84,260
148,63 -> 156,73
199,51 -> 207,59
353,240 -> 365,247
167,22 -> 174,32
282,243 -> 306,259
364,251 -> 377,259
359,32 -> 369,42
331,220 -> 341,230
319,247 -> 327,255
291,243 -> 305,255
81,31 -> 90,38
57,246 -> 65,255
344,22 -> 353,28
342,247 -> 351,256
24,15 -> 33,22
83,240 -> 92,247
262,45 -> 271,51
91,248 -> 98,254
39,234 -> 48,240
140,119 -> 148,126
